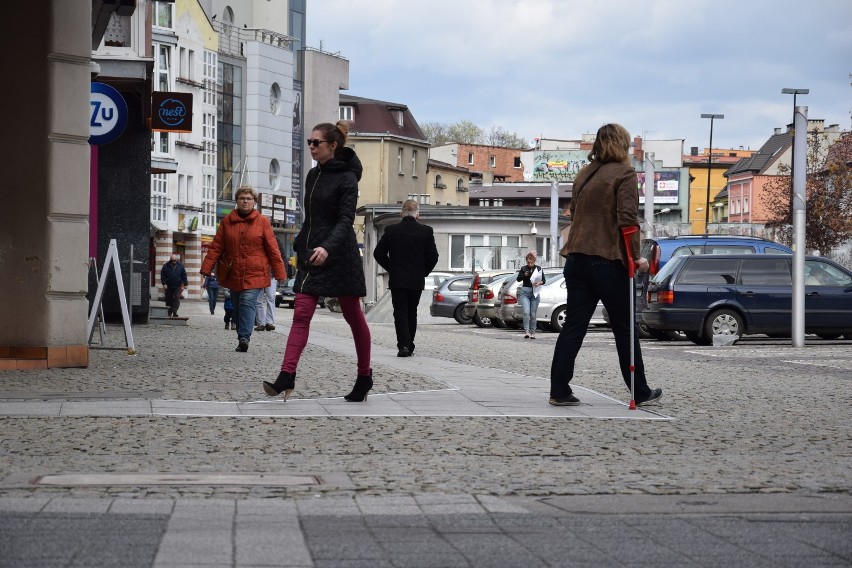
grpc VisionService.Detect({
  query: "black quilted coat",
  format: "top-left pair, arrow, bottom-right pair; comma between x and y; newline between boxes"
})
293,147 -> 367,298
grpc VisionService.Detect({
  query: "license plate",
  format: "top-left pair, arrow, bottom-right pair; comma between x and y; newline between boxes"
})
650,292 -> 658,302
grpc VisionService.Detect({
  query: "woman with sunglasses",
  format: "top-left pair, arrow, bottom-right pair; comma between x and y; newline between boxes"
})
263,121 -> 373,402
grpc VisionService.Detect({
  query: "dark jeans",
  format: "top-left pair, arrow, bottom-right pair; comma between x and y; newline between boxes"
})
390,288 -> 422,350
165,286 -> 181,316
231,288 -> 261,342
207,287 -> 218,314
550,253 -> 652,400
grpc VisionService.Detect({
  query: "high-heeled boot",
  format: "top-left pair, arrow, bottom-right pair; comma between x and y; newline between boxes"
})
344,371 -> 373,402
263,371 -> 296,400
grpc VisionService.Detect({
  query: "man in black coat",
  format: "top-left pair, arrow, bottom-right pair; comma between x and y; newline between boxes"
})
161,253 -> 188,317
373,200 -> 439,357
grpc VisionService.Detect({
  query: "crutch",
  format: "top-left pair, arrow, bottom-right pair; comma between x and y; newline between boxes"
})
620,225 -> 639,410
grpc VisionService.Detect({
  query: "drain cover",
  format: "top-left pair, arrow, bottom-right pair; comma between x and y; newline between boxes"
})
34,473 -> 320,486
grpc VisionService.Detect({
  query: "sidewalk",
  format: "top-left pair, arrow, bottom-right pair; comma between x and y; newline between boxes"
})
1,299 -> 851,566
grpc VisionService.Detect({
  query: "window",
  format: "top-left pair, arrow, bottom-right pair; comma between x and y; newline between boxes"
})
270,83 -> 281,115
450,235 -> 465,269
395,110 -> 404,127
743,197 -> 749,213
203,50 -> 217,105
154,44 -> 172,92
153,1 -> 174,29
513,157 -> 521,168
435,174 -> 444,189
740,259 -> 791,286
269,159 -> 280,190
677,258 -> 740,285
201,174 -> 216,229
151,174 -> 169,223
489,155 -> 496,168
467,153 -> 474,165
805,260 -> 850,286
457,179 -> 465,191
397,148 -> 404,175
202,113 -> 216,166
339,106 -> 353,121
507,236 -> 520,247
411,149 -> 418,176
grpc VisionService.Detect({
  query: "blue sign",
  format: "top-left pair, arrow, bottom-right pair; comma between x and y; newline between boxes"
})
89,82 -> 128,145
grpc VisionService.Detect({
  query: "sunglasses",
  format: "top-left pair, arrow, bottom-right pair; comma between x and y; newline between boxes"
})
306,139 -> 328,147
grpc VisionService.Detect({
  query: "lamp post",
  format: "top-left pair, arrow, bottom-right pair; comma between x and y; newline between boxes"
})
700,114 -> 724,233
781,88 -> 808,220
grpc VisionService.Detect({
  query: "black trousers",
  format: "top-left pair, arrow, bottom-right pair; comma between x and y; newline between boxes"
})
390,288 -> 423,350
165,286 -> 181,316
550,253 -> 652,400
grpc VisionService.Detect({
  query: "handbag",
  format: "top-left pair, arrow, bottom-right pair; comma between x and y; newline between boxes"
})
216,256 -> 233,281
560,164 -> 604,258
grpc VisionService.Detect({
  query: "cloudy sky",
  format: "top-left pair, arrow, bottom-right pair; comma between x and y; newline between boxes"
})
306,0 -> 851,153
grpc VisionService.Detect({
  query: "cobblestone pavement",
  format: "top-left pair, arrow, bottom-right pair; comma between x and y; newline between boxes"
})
1,300 -> 850,501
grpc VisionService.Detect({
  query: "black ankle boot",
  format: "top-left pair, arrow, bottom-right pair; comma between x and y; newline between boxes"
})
263,371 -> 296,400
344,371 -> 373,402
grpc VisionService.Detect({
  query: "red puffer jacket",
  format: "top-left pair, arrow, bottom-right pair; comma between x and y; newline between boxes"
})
201,209 -> 287,291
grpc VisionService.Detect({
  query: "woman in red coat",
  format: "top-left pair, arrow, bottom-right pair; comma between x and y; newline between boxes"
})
201,185 -> 287,352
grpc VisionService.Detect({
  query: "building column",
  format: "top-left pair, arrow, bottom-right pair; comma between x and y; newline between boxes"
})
0,0 -> 91,369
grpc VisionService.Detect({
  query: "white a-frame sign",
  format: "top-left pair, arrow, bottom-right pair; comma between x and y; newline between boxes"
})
86,239 -> 135,351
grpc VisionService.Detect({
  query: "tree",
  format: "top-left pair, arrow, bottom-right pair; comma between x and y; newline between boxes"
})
761,130 -> 852,254
421,120 -> 527,148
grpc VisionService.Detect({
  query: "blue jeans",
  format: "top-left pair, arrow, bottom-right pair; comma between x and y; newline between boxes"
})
207,287 -> 218,314
518,286 -> 540,333
231,288 -> 262,342
549,254 -> 652,400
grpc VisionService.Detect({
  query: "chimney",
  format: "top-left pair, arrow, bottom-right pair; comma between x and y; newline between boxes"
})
774,128 -> 783,135
690,146 -> 698,156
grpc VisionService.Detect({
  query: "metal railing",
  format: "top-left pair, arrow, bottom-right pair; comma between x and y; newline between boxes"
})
212,22 -> 294,57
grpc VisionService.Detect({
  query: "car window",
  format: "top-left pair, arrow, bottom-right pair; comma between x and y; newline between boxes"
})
762,247 -> 790,254
650,256 -> 682,283
677,258 -> 739,285
805,261 -> 851,286
740,258 -> 791,285
671,245 -> 703,258
705,245 -> 755,255
448,278 -> 472,291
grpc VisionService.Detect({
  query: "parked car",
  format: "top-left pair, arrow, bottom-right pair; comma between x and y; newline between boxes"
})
628,236 -> 795,339
496,268 -> 563,329
642,254 -> 852,345
463,270 -> 515,327
535,275 -> 607,332
430,275 -> 474,324
275,278 -> 296,308
424,272 -> 454,290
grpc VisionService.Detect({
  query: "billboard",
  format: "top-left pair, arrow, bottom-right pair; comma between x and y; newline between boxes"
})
636,170 -> 680,204
531,150 -> 589,182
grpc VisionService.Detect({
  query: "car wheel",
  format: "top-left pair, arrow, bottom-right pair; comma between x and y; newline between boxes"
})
453,304 -> 473,325
646,327 -> 676,341
816,333 -> 842,340
704,308 -> 744,340
473,311 -> 493,328
275,298 -> 281,308
492,317 -> 507,329
637,322 -> 654,340
684,330 -> 710,345
505,320 -> 522,330
549,304 -> 566,332
844,332 -> 852,340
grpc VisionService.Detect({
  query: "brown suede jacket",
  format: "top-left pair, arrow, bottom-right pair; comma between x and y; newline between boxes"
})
563,161 -> 641,267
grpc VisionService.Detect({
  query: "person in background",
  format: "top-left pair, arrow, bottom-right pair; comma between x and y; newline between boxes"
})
200,185 -> 287,352
222,288 -> 235,330
254,269 -> 277,332
161,253 -> 188,318
263,121 -> 372,402
516,251 -> 545,339
202,271 -> 220,315
373,199 -> 439,357
549,123 -> 662,407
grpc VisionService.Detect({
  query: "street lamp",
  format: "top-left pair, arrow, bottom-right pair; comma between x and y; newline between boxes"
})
781,88 -> 809,218
700,113 -> 724,233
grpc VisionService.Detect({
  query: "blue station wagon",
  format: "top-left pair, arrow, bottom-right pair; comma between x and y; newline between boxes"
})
642,254 -> 852,345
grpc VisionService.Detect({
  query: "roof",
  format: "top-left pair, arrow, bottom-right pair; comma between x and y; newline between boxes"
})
340,94 -> 427,143
427,158 -> 470,174
726,132 -> 792,176
467,183 -> 573,200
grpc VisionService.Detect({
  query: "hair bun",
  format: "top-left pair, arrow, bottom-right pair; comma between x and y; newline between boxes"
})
335,120 -> 349,137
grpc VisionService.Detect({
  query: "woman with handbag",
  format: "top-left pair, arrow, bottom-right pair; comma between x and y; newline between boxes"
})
262,121 -> 373,403
200,185 -> 287,352
548,123 -> 662,407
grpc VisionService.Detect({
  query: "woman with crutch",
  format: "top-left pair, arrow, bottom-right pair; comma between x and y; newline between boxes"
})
548,123 -> 663,407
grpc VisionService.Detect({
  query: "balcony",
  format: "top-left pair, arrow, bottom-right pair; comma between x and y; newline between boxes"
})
213,22 -> 294,57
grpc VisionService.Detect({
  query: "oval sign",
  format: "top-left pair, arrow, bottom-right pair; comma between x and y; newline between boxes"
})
158,98 -> 188,127
89,82 -> 128,145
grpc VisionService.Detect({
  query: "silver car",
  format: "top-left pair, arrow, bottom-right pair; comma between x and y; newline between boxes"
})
496,268 -> 563,329
462,271 -> 515,327
535,275 -> 607,332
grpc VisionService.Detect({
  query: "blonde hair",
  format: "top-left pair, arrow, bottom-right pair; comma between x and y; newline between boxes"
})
588,123 -> 631,165
312,120 -> 350,158
235,185 -> 257,201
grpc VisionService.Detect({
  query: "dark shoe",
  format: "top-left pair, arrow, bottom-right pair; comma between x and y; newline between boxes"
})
397,347 -> 410,357
549,395 -> 580,406
235,338 -> 249,352
409,344 -> 415,356
263,371 -> 295,400
637,388 -> 663,406
265,323 -> 276,331
210,311 -> 214,315
231,323 -> 237,330
254,325 -> 265,332
225,323 -> 229,329
344,371 -> 373,402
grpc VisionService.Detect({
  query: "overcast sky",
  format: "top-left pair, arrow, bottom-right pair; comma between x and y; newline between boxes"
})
306,0 -> 851,153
